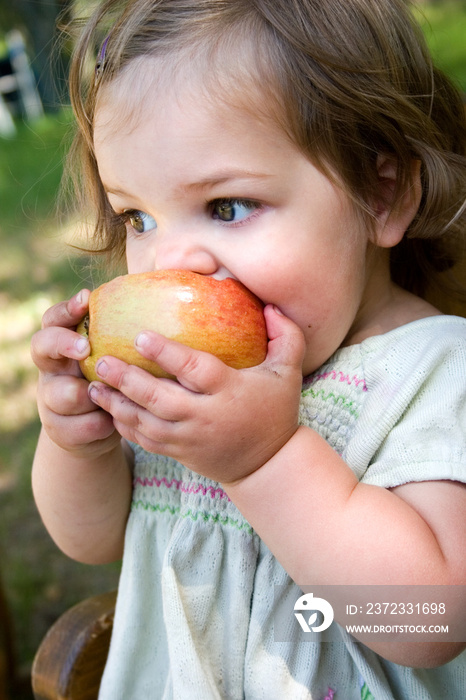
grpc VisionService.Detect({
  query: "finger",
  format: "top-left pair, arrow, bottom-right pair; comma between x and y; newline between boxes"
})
90,359 -> 192,421
31,326 -> 90,375
263,305 -> 305,373
87,380 -> 176,452
133,331 -> 232,393
41,289 -> 90,330
42,408 -> 119,452
40,374 -> 98,416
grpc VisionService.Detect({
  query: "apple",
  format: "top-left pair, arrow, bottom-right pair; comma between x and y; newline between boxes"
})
77,270 -> 267,381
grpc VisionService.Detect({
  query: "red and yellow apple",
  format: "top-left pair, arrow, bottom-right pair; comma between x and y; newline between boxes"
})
77,270 -> 267,381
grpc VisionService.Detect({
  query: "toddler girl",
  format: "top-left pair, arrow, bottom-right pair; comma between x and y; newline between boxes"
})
31,0 -> 466,698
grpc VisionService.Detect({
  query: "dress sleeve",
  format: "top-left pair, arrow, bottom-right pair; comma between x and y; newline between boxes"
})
348,318 -> 466,488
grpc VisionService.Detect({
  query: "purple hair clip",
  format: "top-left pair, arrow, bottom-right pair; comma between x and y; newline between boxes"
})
95,34 -> 110,82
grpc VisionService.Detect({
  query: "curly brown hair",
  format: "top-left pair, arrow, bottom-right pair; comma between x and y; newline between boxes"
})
62,0 -> 466,299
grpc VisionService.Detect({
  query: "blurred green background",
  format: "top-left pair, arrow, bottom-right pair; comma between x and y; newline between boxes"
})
0,1 -> 465,698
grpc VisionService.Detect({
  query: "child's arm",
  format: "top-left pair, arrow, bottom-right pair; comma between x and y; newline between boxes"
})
227,431 -> 466,587
224,428 -> 466,666
31,291 -> 133,564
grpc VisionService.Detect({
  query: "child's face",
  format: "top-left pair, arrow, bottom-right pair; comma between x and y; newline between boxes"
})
94,62 -> 378,375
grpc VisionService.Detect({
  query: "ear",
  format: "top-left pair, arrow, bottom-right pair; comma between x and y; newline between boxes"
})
370,155 -> 422,249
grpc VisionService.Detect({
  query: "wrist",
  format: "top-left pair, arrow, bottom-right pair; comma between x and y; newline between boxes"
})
221,424 -> 304,489
66,432 -> 123,464
38,425 -> 125,469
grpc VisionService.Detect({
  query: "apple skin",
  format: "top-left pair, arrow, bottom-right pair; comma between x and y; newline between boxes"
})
77,270 -> 267,382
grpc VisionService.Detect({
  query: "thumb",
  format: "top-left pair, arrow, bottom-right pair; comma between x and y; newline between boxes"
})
263,305 -> 306,372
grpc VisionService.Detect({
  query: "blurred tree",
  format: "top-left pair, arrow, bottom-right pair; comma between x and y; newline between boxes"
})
0,0 -> 73,111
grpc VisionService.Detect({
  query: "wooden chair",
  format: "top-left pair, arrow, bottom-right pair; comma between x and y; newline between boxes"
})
31,591 -> 116,700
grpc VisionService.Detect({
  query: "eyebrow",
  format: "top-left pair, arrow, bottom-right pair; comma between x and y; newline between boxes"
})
176,170 -> 272,194
103,169 -> 272,199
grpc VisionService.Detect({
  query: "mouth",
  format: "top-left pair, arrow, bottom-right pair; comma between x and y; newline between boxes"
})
209,271 -> 238,282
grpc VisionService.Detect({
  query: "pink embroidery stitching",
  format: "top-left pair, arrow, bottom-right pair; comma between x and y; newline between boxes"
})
308,370 -> 367,391
322,689 -> 336,700
134,476 -> 230,501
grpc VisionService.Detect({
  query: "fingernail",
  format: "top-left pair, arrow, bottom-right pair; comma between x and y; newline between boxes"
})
96,359 -> 108,378
273,305 -> 284,316
88,383 -> 101,402
74,336 -> 89,354
75,289 -> 90,306
135,332 -> 149,348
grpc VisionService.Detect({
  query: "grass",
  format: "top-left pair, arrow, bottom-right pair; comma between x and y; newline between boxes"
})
0,113 -> 120,697
414,0 -> 466,92
0,3 -> 464,696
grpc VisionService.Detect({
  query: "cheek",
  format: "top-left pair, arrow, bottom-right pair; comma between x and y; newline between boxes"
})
241,267 -> 292,309
125,238 -> 156,273
238,250 -> 314,318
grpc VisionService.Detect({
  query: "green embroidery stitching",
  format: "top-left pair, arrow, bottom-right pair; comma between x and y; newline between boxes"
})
132,500 -> 254,534
360,681 -> 375,700
301,387 -> 360,417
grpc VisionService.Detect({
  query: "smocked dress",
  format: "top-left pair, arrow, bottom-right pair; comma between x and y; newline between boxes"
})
99,316 -> 466,700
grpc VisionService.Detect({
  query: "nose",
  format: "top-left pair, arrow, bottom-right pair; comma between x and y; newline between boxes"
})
153,227 -> 227,278
126,224 -> 233,280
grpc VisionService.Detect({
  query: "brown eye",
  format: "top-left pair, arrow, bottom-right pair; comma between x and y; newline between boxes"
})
211,198 -> 258,223
215,201 -> 235,221
129,212 -> 144,232
126,210 -> 157,234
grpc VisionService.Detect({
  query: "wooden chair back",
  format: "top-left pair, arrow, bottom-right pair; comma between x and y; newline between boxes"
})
31,591 -> 116,700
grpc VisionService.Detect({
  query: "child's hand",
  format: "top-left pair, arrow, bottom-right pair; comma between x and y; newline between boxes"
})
86,305 -> 305,483
31,291 -> 119,459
